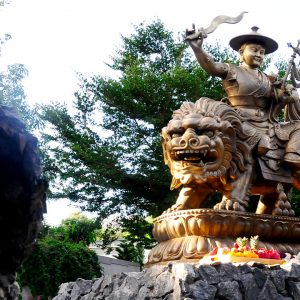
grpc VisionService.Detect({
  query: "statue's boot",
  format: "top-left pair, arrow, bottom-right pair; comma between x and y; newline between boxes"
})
284,131 -> 300,167
284,159 -> 300,200
257,135 -> 272,156
284,153 -> 300,166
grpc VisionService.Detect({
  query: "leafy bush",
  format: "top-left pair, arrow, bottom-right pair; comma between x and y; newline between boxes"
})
115,240 -> 145,269
61,215 -> 99,245
39,213 -> 99,246
18,237 -> 102,298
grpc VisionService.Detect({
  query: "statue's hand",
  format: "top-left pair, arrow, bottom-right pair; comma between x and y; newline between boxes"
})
185,24 -> 207,45
276,84 -> 299,103
285,84 -> 294,95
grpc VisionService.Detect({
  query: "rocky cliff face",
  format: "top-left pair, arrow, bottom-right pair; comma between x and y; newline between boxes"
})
53,261 -> 300,299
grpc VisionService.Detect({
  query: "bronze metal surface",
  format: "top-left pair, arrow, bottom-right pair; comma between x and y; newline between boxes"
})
149,15 -> 300,265
153,209 -> 300,242
147,209 -> 300,264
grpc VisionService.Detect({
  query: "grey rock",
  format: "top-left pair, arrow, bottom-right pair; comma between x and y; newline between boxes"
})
57,282 -> 74,295
286,280 -> 300,299
81,292 -> 96,300
215,263 -> 237,281
52,262 -> 300,300
189,280 -> 217,300
100,275 -> 114,297
69,283 -> 81,300
216,281 -> 242,300
142,265 -> 165,289
172,278 -> 190,299
249,262 -> 267,269
92,277 -> 104,293
136,285 -> 152,300
75,278 -> 92,295
68,279 -> 92,299
288,263 -> 300,280
238,263 -> 253,274
198,265 -> 220,284
253,268 -> 267,288
7,282 -> 20,300
172,263 -> 198,283
274,296 -> 293,300
119,275 -> 140,296
257,278 -> 281,300
238,272 -> 260,300
163,293 -> 176,300
100,274 -> 113,290
268,264 -> 282,270
106,288 -> 137,300
270,269 -> 287,293
152,271 -> 174,298
52,295 -> 70,300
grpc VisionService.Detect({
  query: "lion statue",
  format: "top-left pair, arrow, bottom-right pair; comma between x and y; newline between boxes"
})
162,98 -> 298,216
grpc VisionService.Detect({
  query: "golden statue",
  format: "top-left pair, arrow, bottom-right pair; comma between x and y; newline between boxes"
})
163,22 -> 300,215
147,14 -> 300,265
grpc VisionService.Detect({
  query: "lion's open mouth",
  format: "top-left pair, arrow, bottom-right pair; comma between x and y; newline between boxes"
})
171,148 -> 218,165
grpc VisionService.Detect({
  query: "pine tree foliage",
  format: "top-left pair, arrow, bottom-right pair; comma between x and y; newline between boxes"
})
41,19 -> 238,225
0,63 -> 41,130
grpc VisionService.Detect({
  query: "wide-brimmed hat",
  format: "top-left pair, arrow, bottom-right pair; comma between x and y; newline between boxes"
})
229,26 -> 278,54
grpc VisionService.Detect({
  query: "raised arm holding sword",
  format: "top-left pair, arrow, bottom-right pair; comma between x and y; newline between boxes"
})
186,12 -> 300,169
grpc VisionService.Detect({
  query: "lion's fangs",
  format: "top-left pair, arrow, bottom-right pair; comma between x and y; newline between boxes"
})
174,149 -> 207,155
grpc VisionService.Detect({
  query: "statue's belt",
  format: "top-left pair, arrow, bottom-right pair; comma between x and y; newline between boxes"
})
233,106 -> 269,121
228,95 -> 269,109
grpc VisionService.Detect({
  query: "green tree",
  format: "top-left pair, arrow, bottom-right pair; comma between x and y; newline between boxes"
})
115,240 -> 145,269
18,216 -> 102,298
18,237 -> 102,298
0,63 -> 41,130
41,20 -> 238,236
40,213 -> 100,246
60,213 -> 99,245
0,32 -> 41,130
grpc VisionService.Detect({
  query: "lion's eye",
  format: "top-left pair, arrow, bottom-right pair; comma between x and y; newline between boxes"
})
171,133 -> 182,138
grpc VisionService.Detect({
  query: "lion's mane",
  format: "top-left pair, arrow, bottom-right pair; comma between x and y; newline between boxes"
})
164,97 -> 252,183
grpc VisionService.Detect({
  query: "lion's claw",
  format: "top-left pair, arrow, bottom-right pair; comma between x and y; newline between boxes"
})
162,203 -> 186,214
214,199 -> 247,212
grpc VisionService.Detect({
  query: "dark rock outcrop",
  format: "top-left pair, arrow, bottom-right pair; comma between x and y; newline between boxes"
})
0,107 -> 47,299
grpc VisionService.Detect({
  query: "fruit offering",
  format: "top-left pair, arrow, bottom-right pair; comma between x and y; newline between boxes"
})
207,235 -> 282,263
227,236 -> 258,258
228,236 -> 281,259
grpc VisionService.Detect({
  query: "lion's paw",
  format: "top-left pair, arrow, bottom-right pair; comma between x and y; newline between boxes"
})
233,201 -> 246,212
213,200 -> 228,210
214,199 -> 247,212
163,203 -> 186,214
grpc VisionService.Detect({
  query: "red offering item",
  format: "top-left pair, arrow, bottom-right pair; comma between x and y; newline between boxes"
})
204,237 -> 284,265
268,249 -> 281,260
257,249 -> 270,259
208,247 -> 218,256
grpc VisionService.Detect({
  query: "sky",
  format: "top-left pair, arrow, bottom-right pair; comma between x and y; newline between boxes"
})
1,0 -> 300,225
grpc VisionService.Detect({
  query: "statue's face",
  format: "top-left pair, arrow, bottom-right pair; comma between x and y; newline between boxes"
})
162,113 -> 231,183
241,43 -> 265,68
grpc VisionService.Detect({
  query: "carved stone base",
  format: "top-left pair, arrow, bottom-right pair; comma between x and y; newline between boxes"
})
147,209 -> 300,265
